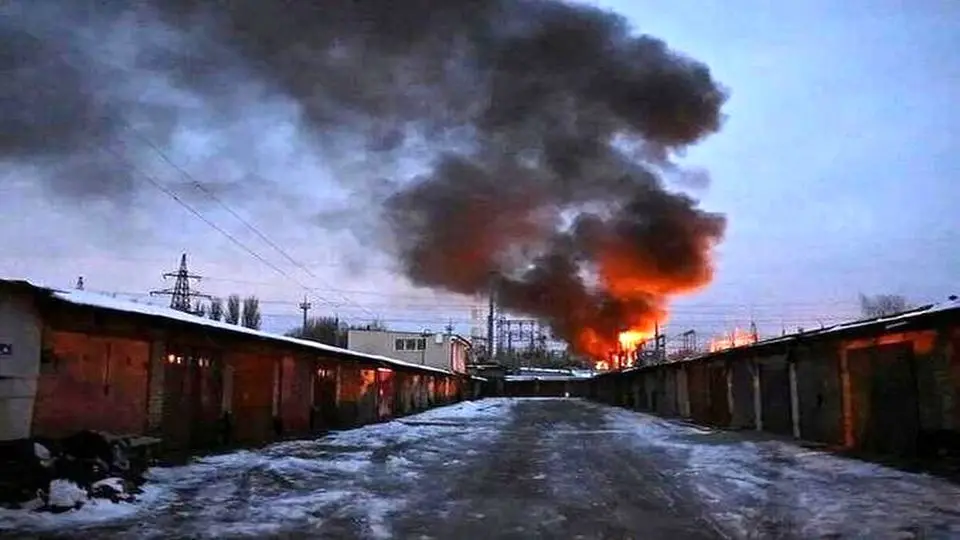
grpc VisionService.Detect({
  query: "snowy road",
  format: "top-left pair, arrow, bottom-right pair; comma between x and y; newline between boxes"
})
4,398 -> 960,539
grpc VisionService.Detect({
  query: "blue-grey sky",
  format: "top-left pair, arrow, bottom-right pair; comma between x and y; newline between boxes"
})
591,0 -> 960,326
2,1 -> 957,343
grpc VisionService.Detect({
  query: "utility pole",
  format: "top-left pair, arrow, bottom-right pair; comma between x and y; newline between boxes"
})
654,321 -> 661,363
298,296 -> 312,333
419,328 -> 431,365
680,329 -> 697,357
150,253 -> 210,313
486,276 -> 496,363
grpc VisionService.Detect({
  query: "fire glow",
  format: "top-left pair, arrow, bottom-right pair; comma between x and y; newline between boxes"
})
618,329 -> 651,351
593,329 -> 654,371
709,328 -> 757,352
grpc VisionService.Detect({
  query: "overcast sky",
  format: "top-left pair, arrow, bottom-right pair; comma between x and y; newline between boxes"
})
589,0 -> 960,334
2,1 -> 957,343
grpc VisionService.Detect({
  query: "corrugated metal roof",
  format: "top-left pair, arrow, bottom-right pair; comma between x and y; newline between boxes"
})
2,278 -> 460,377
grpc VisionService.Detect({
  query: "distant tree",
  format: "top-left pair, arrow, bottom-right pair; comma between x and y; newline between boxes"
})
193,300 -> 207,318
242,296 -> 262,330
859,293 -> 911,318
350,318 -> 387,331
225,294 -> 241,325
209,297 -> 224,321
287,316 -> 346,347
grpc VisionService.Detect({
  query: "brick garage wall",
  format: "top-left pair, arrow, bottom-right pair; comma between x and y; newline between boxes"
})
160,346 -> 225,452
312,359 -> 338,431
376,368 -> 395,420
394,372 -> 413,416
337,364 -> 379,427
279,355 -> 313,437
145,340 -> 166,436
412,375 -> 427,410
912,330 -> 955,433
228,351 -> 277,446
427,376 -> 438,405
33,330 -> 150,438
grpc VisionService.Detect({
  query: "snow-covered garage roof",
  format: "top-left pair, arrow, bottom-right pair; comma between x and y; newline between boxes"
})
727,296 -> 960,352
1,278 -> 464,377
594,296 -> 960,377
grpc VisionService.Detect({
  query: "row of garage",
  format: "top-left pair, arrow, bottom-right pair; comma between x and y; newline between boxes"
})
0,280 -> 481,456
590,300 -> 960,459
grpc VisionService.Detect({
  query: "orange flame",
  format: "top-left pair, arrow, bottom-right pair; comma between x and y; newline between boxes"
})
709,328 -> 757,352
618,329 -> 651,350
591,329 -> 653,371
568,219 -> 721,367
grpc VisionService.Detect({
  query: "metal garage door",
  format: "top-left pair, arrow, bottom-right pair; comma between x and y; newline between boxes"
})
847,342 -> 919,457
759,353 -> 793,436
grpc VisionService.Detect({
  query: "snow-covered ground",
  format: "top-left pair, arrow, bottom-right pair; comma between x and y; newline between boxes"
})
0,483 -> 168,533
603,406 -> 960,538
4,398 -> 960,539
0,399 -> 515,538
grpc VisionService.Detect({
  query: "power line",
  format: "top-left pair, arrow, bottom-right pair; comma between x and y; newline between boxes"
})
98,143 -> 318,294
19,23 -> 367,318
93,288 -> 887,321
83,288 -> 860,343
94,290 -> 858,326
3,250 -> 952,309
8,247 -> 958,313
0,253 -> 399,272
69,276 -> 903,307
8,27 -> 306,295
93,290 -> 870,315
125,125 -> 378,319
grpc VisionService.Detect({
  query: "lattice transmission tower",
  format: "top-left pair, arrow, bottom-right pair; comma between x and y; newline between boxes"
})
150,253 -> 211,313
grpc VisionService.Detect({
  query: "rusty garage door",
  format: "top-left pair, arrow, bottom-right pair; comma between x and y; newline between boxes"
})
847,342 -> 919,457
707,360 -> 731,427
759,353 -> 793,436
795,344 -> 843,445
729,358 -> 756,429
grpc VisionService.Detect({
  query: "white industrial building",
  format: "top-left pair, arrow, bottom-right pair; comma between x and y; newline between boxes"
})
346,329 -> 471,374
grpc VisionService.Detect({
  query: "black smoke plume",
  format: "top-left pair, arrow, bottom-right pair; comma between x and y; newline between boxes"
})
1,0 -> 728,356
